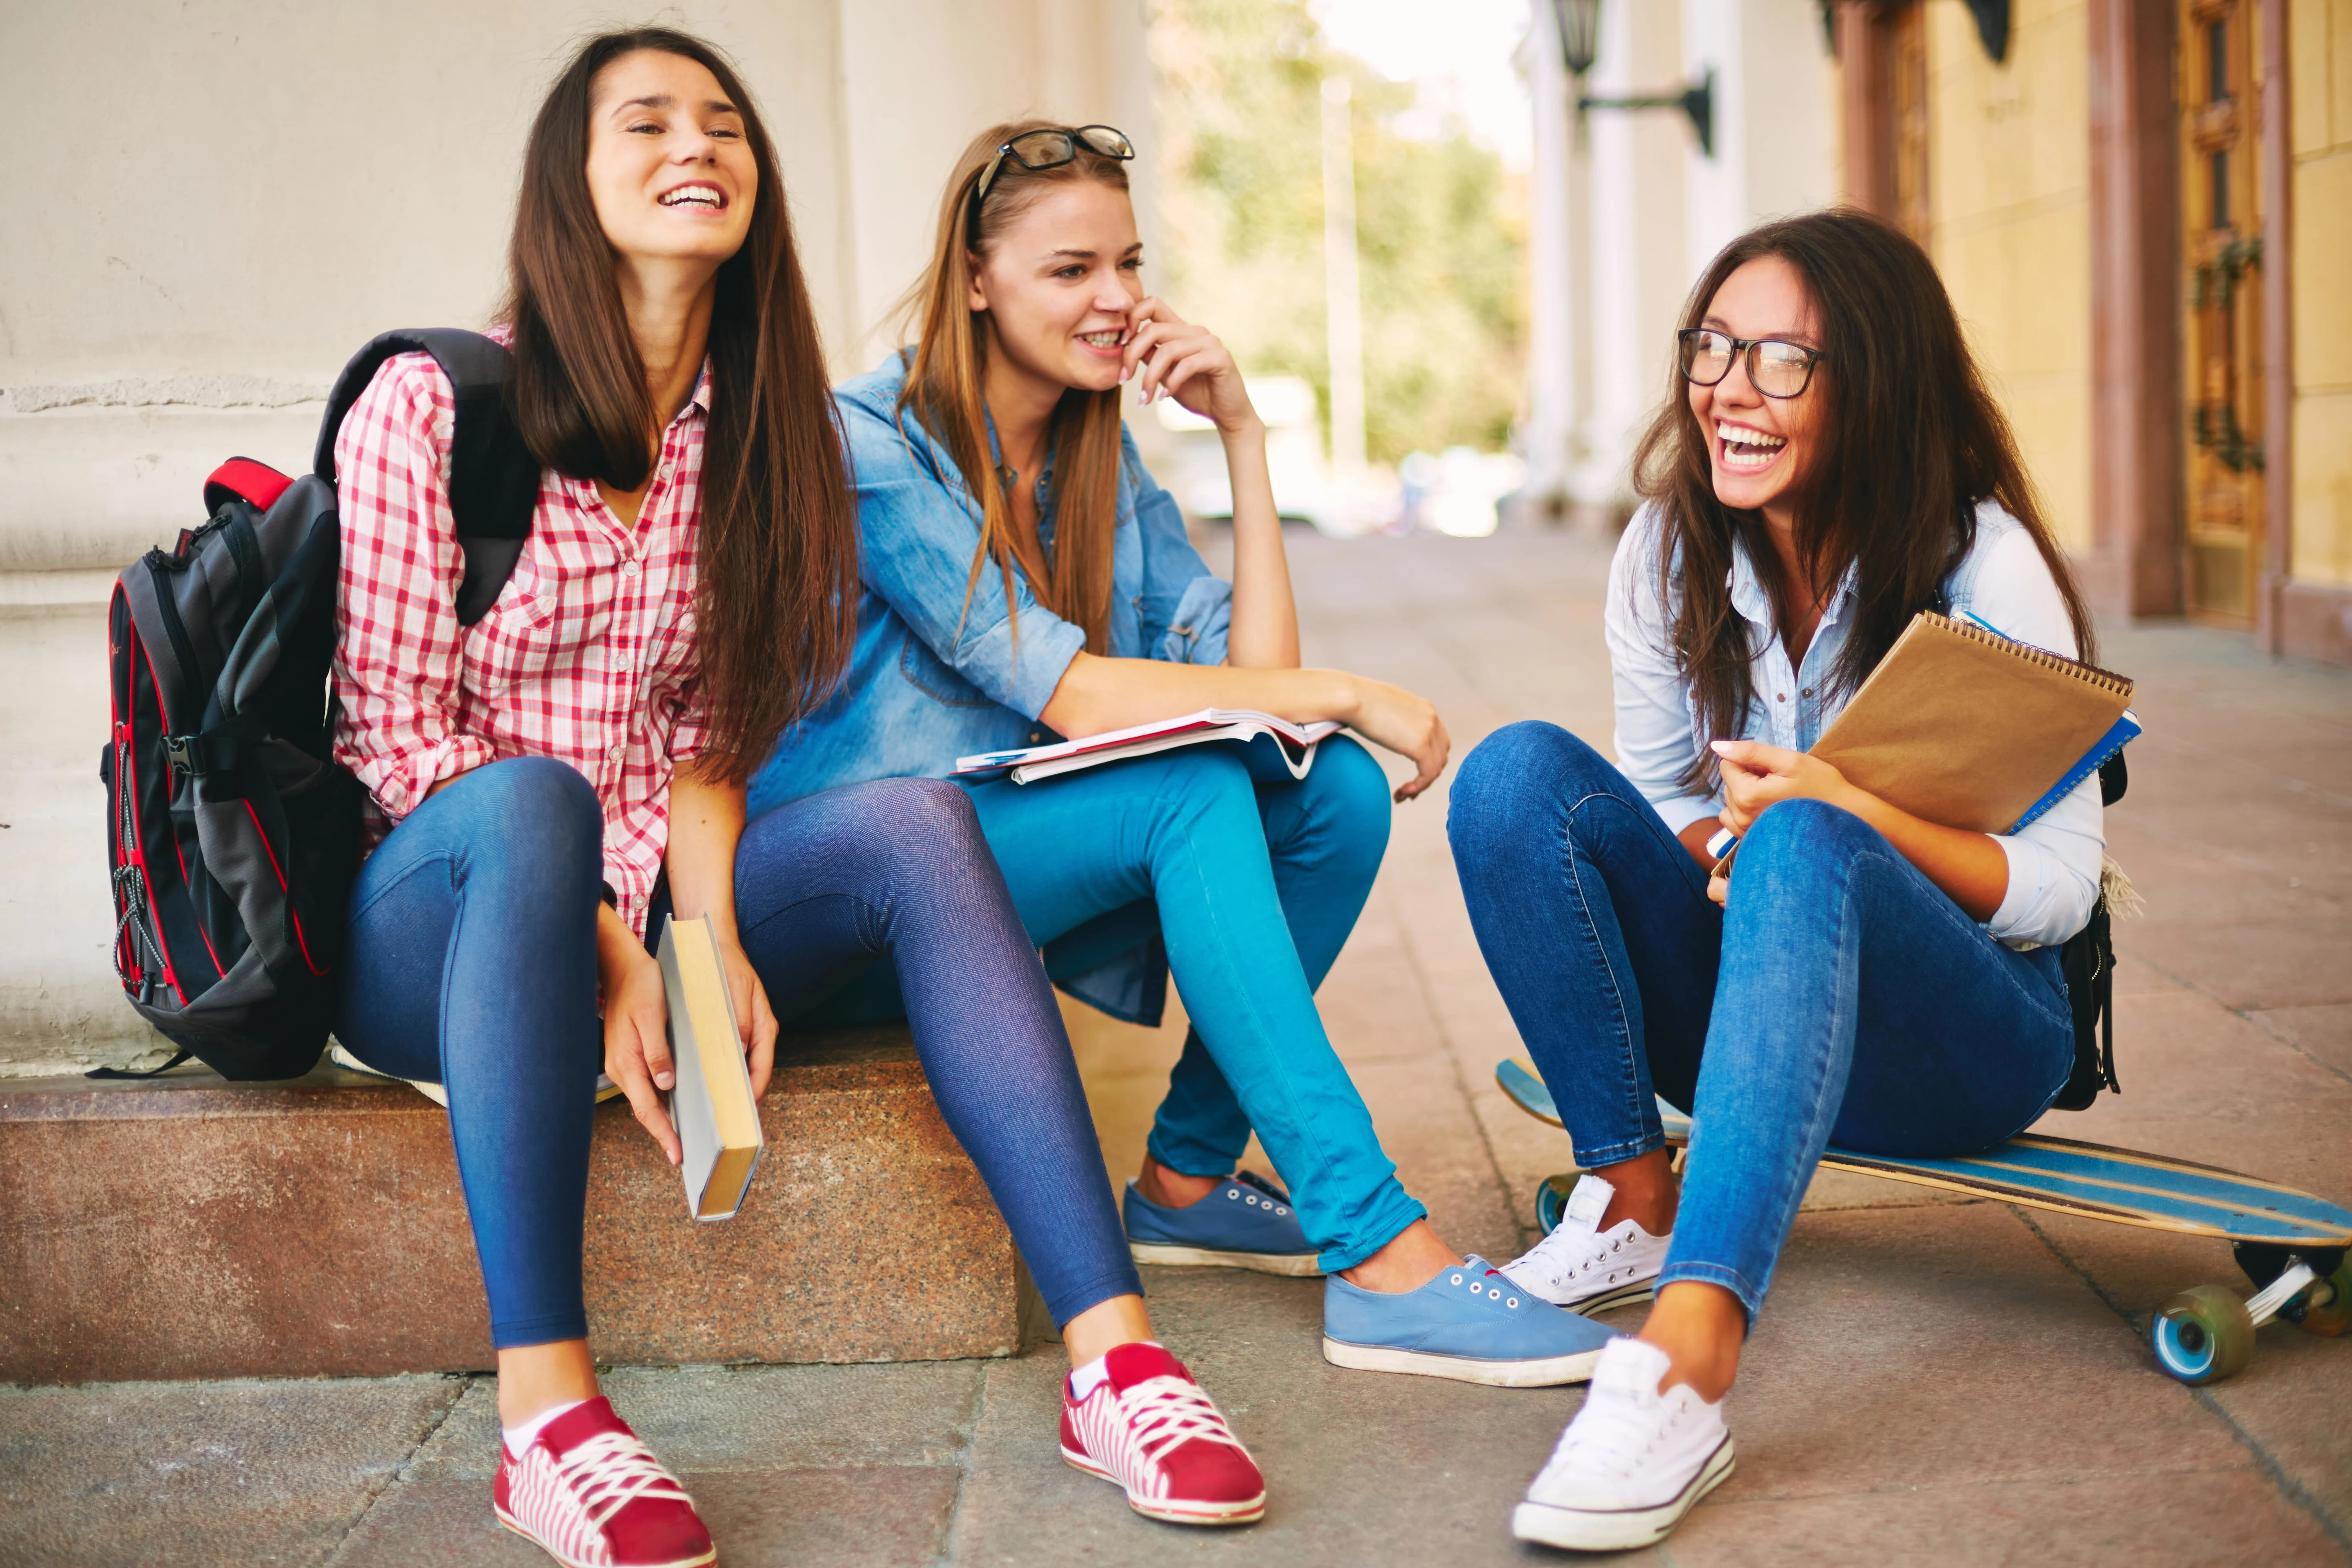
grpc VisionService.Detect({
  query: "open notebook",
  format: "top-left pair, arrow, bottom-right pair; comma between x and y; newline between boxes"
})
955,709 -> 1344,786
1708,612 -> 2137,862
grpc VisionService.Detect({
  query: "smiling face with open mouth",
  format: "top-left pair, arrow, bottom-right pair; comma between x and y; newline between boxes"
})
584,49 -> 756,274
1688,254 -> 1826,524
967,180 -> 1146,399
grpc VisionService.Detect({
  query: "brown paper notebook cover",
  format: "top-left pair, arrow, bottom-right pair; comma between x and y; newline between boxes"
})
1809,613 -> 2134,835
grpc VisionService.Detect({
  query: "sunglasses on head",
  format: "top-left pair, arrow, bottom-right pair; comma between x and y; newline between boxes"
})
967,125 -> 1137,238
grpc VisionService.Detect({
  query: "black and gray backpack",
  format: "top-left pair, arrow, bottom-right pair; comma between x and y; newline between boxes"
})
100,330 -> 539,1080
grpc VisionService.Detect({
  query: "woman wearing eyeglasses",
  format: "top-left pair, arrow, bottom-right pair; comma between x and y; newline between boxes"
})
1447,209 -> 2104,1550
750,120 -> 1617,1390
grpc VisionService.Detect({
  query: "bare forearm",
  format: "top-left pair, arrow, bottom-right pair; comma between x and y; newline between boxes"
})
665,766 -> 746,940
1677,818 -> 1720,871
1219,421 -> 1299,668
1040,651 -> 1357,739
1827,785 -> 2009,921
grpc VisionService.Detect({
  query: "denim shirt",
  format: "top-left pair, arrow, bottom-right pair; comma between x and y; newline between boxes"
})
1607,499 -> 2104,948
746,356 -> 1236,1019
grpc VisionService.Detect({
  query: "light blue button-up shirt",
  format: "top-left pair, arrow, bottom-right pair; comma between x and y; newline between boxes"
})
1606,499 -> 2105,948
748,356 -> 1236,821
744,358 -> 1236,1021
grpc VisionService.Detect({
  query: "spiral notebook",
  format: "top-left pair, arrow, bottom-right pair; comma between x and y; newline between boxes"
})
1809,612 -> 2137,835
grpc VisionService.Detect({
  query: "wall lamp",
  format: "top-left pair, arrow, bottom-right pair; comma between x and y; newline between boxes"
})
1549,0 -> 1716,158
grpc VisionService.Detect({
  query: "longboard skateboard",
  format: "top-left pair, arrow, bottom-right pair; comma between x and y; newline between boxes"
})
1496,1057 -> 2352,1385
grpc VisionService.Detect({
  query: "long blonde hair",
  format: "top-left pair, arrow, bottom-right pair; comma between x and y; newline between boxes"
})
895,119 -> 1130,652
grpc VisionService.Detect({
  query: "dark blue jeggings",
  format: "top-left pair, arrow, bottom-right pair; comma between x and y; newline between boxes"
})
334,756 -> 1140,1348
1446,722 -> 2076,1321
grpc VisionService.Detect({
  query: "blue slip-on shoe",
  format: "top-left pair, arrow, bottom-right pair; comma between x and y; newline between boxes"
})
1123,1171 -> 1323,1277
1322,1254 -> 1621,1387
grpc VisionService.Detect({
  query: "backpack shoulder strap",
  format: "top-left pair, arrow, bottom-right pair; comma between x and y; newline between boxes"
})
315,329 -> 541,626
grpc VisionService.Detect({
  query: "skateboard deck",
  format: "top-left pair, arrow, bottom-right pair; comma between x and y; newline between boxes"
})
1495,1057 -> 2352,1247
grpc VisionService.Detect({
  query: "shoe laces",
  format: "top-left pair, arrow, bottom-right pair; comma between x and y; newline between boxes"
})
548,1430 -> 692,1529
1116,1375 -> 1245,1469
1547,1381 -> 1684,1484
1509,1219 -> 1619,1292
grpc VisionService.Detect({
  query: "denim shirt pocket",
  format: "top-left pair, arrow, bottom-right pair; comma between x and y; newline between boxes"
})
898,630 -> 998,708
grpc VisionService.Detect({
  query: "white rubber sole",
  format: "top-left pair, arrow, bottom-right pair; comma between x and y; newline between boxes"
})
1510,1437 -> 1736,1551
1129,1240 -> 1323,1277
1524,1276 -> 1658,1316
496,1508 -> 717,1568
1319,1335 -> 1605,1388
1060,1445 -> 1267,1525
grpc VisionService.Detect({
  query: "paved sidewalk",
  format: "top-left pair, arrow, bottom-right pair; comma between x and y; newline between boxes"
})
4,528 -> 2348,1565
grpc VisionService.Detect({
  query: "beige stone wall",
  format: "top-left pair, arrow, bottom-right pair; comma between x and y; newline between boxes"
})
2290,0 -> 2352,589
1920,0 -> 2096,555
0,0 -> 1150,581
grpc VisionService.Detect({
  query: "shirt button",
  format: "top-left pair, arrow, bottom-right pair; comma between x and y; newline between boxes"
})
621,560 -> 641,578
1802,687 -> 1813,697
1776,692 -> 1787,702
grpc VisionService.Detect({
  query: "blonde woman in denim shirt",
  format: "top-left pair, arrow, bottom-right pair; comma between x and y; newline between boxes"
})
749,121 -> 1618,1387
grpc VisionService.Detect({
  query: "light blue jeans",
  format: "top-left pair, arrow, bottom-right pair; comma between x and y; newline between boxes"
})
1448,723 -> 2076,1320
808,737 -> 1426,1273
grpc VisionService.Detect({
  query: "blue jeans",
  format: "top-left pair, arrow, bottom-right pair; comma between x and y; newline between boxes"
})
1447,723 -> 2075,1319
800,738 -> 1423,1273
334,757 -> 1139,1349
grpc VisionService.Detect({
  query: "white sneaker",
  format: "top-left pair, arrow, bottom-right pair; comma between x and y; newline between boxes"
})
1512,1337 -> 1734,1552
1499,1174 -> 1669,1312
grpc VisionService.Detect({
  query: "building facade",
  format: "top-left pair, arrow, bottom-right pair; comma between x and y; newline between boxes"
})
1837,0 -> 2350,663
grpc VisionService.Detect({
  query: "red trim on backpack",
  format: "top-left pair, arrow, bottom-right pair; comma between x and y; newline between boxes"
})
114,616 -> 189,1007
202,457 -> 294,517
241,798 -> 327,977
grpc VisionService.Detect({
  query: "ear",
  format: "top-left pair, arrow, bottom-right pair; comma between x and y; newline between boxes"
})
964,253 -> 989,315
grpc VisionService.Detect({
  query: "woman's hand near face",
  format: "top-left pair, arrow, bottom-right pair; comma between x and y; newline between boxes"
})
1123,299 -> 1258,434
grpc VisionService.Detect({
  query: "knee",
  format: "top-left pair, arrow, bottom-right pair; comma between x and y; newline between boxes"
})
1305,735 -> 1393,860
843,775 -> 987,868
1150,744 -> 1258,817
462,757 -> 601,865
1737,797 -> 1879,880
1448,722 -> 1606,853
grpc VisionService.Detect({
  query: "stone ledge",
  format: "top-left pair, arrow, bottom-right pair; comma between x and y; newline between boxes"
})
0,1026 -> 1020,1382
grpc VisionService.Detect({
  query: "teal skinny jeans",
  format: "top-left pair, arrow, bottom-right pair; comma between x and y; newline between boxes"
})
814,737 -> 1425,1272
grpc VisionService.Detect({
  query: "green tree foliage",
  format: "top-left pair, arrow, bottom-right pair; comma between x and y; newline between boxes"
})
1152,0 -> 1528,463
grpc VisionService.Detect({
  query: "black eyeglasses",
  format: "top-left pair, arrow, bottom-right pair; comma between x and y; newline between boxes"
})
1677,329 -> 1826,399
968,125 -> 1136,234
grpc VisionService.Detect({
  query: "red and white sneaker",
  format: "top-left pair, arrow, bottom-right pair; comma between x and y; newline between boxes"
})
492,1397 -> 716,1568
1059,1341 -> 1266,1526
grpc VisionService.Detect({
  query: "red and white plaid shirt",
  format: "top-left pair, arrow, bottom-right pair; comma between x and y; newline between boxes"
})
332,349 -> 710,938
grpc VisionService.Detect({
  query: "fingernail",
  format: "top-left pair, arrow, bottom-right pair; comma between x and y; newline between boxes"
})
1709,740 -> 1732,754
655,1071 -> 674,1089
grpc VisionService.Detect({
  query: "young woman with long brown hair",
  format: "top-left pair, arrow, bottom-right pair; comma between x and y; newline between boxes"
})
1447,210 -> 2105,1550
749,120 -> 1618,1387
331,38 -> 1263,1566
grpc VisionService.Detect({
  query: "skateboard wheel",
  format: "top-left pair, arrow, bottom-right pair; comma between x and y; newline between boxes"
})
1535,1174 -> 1577,1236
2152,1286 -> 2256,1383
2293,1256 -> 2352,1338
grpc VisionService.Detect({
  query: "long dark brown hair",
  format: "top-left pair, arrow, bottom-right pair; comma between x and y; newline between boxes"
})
503,27 -> 856,779
1632,209 -> 2095,792
895,119 -> 1130,652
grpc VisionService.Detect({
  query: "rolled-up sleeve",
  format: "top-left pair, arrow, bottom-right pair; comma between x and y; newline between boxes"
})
331,357 -> 497,823
1607,508 -> 1719,836
846,402 -> 1087,720
1962,520 -> 2106,947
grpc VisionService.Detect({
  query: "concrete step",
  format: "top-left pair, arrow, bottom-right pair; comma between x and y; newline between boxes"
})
0,1026 -> 1022,1382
